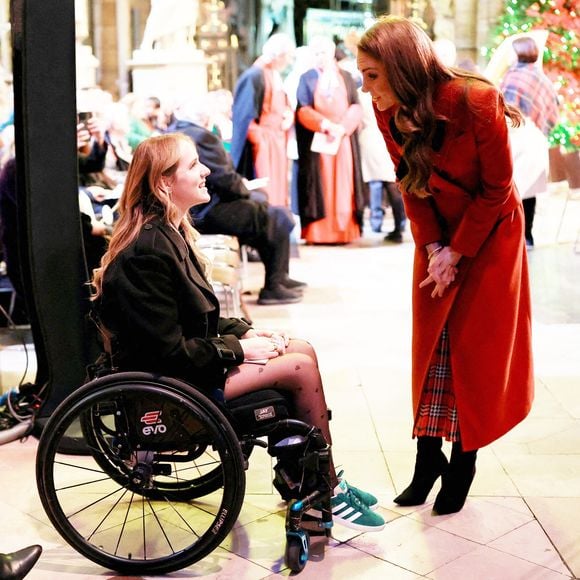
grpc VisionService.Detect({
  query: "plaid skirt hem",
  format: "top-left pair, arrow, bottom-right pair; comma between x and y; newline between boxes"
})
413,326 -> 459,442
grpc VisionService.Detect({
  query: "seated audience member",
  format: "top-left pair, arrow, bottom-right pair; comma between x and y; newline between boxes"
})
103,102 -> 134,176
77,113 -> 111,187
78,188 -> 111,274
120,94 -> 157,152
92,133 -> 385,532
206,89 -> 234,152
168,98 -> 306,305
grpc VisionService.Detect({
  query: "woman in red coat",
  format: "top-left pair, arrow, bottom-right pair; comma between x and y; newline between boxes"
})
357,17 -> 534,515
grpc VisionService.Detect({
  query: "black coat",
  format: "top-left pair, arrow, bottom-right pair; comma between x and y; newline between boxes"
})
98,217 -> 251,392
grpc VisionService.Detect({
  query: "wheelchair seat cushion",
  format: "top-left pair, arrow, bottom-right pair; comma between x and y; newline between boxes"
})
226,389 -> 291,433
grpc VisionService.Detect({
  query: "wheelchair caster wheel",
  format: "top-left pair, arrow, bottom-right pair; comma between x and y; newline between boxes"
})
285,530 -> 310,573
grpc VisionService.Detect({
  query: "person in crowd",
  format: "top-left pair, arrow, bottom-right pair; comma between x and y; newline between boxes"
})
78,187 -> 111,275
500,36 -> 559,249
357,16 -> 534,515
91,133 -> 385,532
121,94 -> 156,151
77,112 -> 111,187
144,96 -> 171,132
0,118 -> 112,325
168,97 -> 306,305
230,33 -> 295,208
0,156 -> 28,324
283,45 -> 312,215
296,35 -> 364,244
104,101 -> 134,176
357,87 -> 406,240
0,544 -> 42,579
206,89 -> 235,152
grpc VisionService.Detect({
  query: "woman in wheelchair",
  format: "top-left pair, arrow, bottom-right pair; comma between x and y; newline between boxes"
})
90,132 -> 384,532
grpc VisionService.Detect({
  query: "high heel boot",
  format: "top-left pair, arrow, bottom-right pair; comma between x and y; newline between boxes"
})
433,442 -> 477,515
394,436 -> 448,506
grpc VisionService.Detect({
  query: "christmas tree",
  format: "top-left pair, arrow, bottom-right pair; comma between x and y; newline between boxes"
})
485,0 -> 579,151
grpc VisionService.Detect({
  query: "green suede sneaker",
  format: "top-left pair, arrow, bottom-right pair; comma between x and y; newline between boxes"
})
337,470 -> 379,511
307,486 -> 385,532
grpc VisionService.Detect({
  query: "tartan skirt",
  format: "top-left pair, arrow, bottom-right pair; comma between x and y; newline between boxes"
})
413,326 -> 459,441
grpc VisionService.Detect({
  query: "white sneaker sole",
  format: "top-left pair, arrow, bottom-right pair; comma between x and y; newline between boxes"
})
306,507 -> 385,532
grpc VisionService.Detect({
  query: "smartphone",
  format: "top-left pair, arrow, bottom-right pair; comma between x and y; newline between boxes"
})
78,111 -> 93,129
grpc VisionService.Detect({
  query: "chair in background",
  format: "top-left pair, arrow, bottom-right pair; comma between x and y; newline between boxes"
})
197,235 -> 251,320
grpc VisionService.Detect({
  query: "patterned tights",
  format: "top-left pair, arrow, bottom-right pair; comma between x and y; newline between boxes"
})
225,338 -> 336,485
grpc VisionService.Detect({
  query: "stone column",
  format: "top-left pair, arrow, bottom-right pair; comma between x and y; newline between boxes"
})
75,0 -> 100,89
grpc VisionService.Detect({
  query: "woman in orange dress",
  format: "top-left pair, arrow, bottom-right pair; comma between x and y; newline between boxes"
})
295,36 -> 364,244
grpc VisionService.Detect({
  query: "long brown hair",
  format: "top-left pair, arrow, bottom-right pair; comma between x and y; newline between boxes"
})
358,16 -> 522,196
92,133 -> 205,299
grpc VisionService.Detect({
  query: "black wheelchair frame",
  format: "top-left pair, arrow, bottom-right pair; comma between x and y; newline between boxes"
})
35,371 -> 333,574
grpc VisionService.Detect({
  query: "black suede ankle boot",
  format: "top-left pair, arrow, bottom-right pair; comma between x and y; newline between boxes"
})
394,436 -> 448,506
433,442 -> 477,515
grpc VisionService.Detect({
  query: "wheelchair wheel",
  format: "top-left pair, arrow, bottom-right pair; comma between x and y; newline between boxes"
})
36,373 -> 246,575
285,529 -> 310,573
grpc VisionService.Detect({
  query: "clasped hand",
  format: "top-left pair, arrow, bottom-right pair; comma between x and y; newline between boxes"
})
240,328 -> 290,361
419,246 -> 460,298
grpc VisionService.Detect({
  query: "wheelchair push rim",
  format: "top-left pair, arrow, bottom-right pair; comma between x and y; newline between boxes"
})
36,376 -> 246,575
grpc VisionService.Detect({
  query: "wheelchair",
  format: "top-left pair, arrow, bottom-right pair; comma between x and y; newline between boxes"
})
35,371 -> 333,575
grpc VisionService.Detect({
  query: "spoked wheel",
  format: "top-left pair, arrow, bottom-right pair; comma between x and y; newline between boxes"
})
285,529 -> 310,573
36,374 -> 245,575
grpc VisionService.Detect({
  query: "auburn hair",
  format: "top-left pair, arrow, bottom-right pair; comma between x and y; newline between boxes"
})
358,16 -> 522,196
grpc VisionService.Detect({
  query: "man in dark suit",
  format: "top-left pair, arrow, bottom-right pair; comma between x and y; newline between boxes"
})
168,100 -> 306,305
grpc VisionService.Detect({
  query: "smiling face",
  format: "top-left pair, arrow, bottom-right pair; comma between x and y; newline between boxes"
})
165,140 -> 210,217
357,51 -> 397,111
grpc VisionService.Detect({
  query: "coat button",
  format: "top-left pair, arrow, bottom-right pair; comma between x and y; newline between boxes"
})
144,224 -> 152,230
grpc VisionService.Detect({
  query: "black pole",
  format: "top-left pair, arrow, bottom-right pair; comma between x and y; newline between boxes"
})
11,0 -> 97,421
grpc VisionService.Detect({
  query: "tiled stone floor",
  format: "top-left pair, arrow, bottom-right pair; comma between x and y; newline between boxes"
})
0,184 -> 579,579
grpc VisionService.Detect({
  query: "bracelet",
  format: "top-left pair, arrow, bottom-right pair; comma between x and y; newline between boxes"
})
427,246 -> 443,261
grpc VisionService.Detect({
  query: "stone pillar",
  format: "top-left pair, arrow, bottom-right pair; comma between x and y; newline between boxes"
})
474,0 -> 504,69
91,0 -> 120,97
75,0 -> 99,89
453,0 -> 478,62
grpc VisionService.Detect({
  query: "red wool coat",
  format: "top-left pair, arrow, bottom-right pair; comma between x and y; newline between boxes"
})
375,78 -> 534,451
